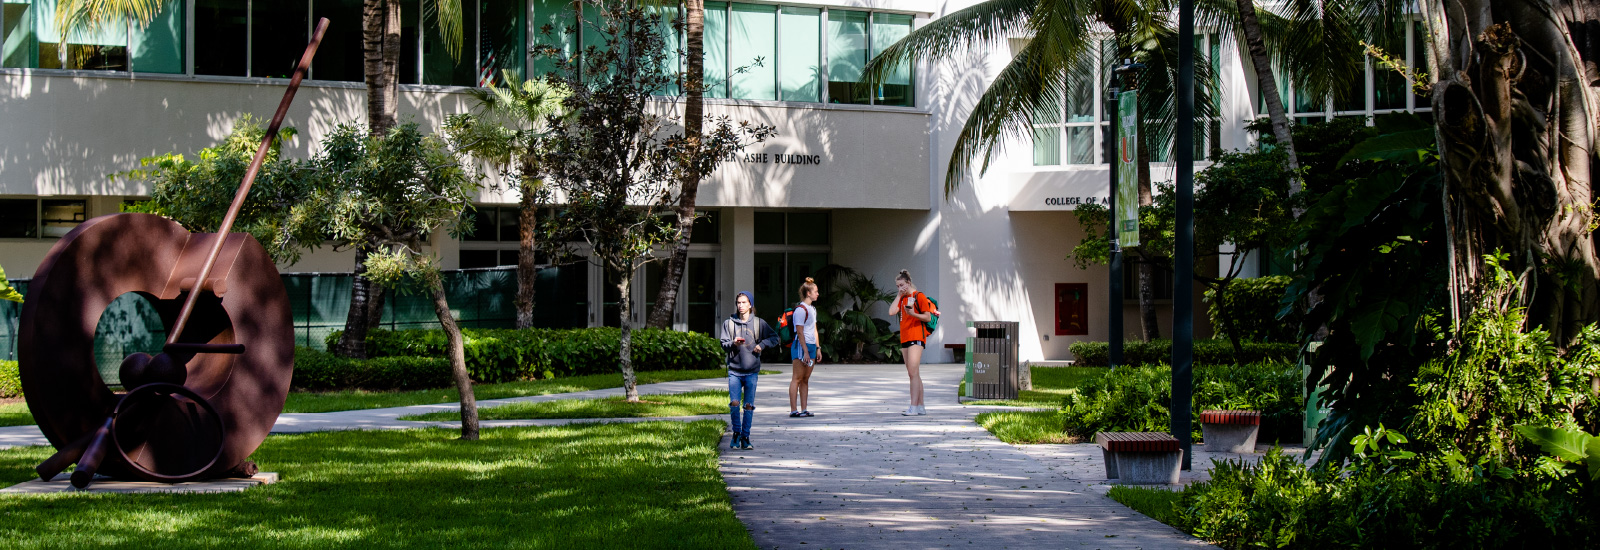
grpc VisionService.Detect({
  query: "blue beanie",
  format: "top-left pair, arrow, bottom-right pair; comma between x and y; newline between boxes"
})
737,291 -> 755,308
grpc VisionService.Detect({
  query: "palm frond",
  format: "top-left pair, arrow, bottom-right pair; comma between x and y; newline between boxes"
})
861,0 -> 1038,88
427,0 -> 466,61
54,0 -> 170,35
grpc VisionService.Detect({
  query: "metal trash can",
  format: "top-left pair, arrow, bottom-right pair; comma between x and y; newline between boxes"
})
966,321 -> 1019,400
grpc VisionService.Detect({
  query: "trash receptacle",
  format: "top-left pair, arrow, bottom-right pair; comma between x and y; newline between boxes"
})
966,321 -> 1019,400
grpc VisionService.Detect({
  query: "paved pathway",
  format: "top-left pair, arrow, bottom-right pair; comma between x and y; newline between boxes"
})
0,364 -> 1281,548
719,364 -> 1222,549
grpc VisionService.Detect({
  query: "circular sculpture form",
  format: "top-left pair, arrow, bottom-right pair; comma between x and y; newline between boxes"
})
18,213 -> 293,483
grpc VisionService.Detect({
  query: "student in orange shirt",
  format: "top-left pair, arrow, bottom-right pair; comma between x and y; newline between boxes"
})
893,270 -> 937,415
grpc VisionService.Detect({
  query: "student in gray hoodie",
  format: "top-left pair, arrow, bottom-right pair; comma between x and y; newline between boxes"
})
720,291 -> 778,450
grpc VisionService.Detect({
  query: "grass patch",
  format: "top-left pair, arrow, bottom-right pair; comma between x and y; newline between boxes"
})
285,369 -> 758,413
0,401 -> 32,427
964,366 -> 1107,406
0,422 -> 753,549
974,411 -> 1081,444
1107,485 -> 1184,526
401,390 -> 731,421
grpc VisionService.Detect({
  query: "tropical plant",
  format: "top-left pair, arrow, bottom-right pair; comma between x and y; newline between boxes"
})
812,265 -> 897,362
0,263 -> 20,303
1516,425 -> 1600,481
446,77 -> 570,329
532,1 -> 772,401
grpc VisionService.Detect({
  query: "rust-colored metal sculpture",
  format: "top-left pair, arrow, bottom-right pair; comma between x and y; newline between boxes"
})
18,19 -> 330,489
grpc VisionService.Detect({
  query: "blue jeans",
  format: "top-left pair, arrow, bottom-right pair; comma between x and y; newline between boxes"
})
728,372 -> 758,438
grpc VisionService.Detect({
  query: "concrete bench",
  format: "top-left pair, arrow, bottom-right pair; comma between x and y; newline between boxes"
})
1093,432 -> 1182,484
1200,410 -> 1261,453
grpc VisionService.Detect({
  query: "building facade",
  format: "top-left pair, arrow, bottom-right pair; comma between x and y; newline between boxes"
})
0,0 -> 1432,361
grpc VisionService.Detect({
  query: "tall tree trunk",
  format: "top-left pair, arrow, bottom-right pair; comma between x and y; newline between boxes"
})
617,263 -> 640,401
336,245 -> 377,358
363,0 -> 401,137
515,158 -> 540,329
646,0 -> 707,329
1233,0 -> 1303,203
1135,115 -> 1161,340
1424,0 -> 1600,346
429,275 -> 479,440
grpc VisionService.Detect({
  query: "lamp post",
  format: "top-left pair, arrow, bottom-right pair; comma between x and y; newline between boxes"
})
1105,58 -> 1143,370
1172,0 -> 1196,471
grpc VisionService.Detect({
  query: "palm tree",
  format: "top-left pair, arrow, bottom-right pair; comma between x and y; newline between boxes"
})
647,0 -> 709,329
864,0 -> 1218,340
446,76 -> 571,329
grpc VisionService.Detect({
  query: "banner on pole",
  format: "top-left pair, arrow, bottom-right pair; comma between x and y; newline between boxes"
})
1116,91 -> 1140,247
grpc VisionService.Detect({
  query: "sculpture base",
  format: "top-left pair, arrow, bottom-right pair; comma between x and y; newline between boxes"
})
0,472 -> 277,495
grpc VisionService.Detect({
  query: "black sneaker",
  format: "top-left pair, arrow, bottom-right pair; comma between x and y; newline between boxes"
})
789,411 -> 802,418
740,436 -> 753,450
729,435 -> 741,449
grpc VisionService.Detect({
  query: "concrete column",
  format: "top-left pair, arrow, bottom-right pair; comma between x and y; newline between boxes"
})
725,208 -> 755,305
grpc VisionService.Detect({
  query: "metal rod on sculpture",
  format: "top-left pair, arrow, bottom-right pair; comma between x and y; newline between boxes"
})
167,18 -> 330,346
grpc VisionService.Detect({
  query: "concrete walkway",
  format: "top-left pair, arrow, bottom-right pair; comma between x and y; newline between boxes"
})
721,364 -> 1215,549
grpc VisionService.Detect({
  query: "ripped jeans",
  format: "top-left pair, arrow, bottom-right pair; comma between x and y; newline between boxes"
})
728,371 -> 759,439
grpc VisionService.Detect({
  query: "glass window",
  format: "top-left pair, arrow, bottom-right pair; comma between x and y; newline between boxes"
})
312,0 -> 363,82
753,211 -> 784,245
496,206 -> 518,242
40,199 -> 84,237
0,199 -> 37,238
1033,128 -> 1062,166
777,7 -> 820,102
533,261 -> 587,328
646,1 -> 680,95
1412,21 -> 1431,108
466,206 -> 497,241
1066,126 -> 1094,165
37,0 -> 129,70
480,0 -> 525,86
2,0 -> 39,69
703,1 -> 727,98
826,9 -> 868,104
1373,26 -> 1407,111
252,0 -> 309,78
129,0 -> 182,73
194,0 -> 247,76
1293,86 -> 1322,116
729,3 -> 775,100
397,0 -> 419,85
870,13 -> 912,106
690,210 -> 720,244
686,257 -> 717,335
787,212 -> 829,245
424,0 -> 474,85
530,0 -> 575,79
459,250 -> 498,268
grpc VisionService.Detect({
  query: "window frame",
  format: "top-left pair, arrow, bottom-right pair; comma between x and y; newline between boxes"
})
1276,20 -> 1432,126
0,196 -> 89,240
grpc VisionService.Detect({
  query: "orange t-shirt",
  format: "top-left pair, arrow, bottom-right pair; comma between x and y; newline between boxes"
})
897,292 -> 938,343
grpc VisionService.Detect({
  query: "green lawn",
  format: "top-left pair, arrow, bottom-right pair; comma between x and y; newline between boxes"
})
0,369 -> 774,425
963,366 -> 1106,407
0,422 -> 754,549
285,369 -> 768,413
1107,485 -> 1184,526
0,401 -> 32,427
975,411 -> 1081,444
401,389 -> 731,421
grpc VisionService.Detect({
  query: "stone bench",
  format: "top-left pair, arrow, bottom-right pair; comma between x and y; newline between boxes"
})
1093,431 -> 1182,484
1200,410 -> 1261,453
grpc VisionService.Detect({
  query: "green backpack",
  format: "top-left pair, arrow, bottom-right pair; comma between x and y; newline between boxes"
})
912,292 -> 940,333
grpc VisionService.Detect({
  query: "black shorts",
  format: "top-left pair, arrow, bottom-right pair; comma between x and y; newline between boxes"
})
900,340 -> 925,349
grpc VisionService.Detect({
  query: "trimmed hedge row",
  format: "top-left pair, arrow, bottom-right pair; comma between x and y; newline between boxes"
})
1068,339 -> 1298,366
1060,362 -> 1304,443
0,360 -> 19,398
292,347 -> 452,391
327,326 -> 723,383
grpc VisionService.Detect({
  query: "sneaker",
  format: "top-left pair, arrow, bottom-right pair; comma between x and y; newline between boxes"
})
799,411 -> 814,417
901,408 -> 916,416
729,435 -> 741,449
740,436 -> 754,450
789,411 -> 802,418
915,406 -> 928,416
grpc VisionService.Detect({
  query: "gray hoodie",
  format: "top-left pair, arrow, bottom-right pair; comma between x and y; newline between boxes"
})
720,314 -> 778,374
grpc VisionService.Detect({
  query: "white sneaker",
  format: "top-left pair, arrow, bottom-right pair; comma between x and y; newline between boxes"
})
901,407 -> 917,416
915,405 -> 927,415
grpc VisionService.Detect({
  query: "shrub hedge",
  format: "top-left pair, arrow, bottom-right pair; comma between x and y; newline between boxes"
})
1059,362 -> 1303,443
1068,339 -> 1298,367
0,360 -> 19,398
291,347 -> 452,391
325,326 -> 723,383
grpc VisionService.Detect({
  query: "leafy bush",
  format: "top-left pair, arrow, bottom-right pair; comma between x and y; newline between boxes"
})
1173,449 -> 1598,549
1068,339 -> 1298,367
291,347 -> 452,391
1205,276 -> 1299,342
0,360 -> 19,398
1059,362 -> 1302,443
327,326 -> 723,383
